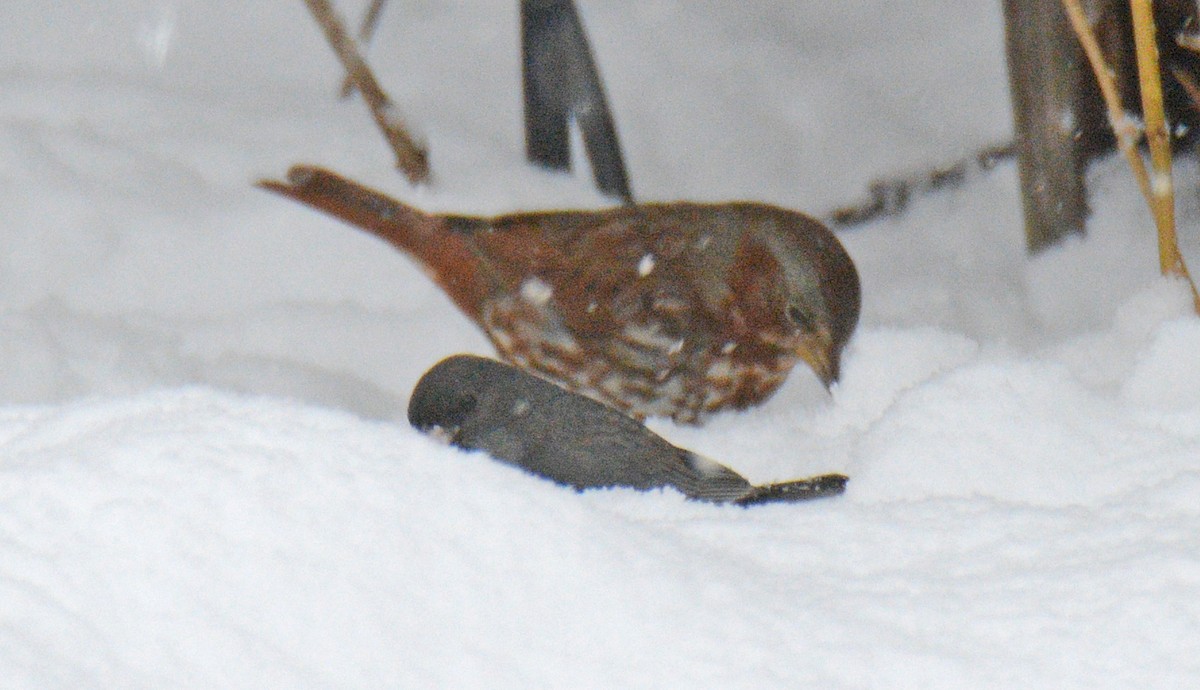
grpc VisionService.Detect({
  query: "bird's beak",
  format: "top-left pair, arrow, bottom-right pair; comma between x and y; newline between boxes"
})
796,329 -> 840,390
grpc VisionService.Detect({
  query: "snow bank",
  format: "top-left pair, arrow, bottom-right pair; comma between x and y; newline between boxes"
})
3,1 -> 1199,687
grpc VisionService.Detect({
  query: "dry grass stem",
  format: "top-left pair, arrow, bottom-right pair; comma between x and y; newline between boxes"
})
1130,0 -> 1200,309
1062,0 -> 1199,311
303,0 -> 429,184
1061,0 -> 1153,203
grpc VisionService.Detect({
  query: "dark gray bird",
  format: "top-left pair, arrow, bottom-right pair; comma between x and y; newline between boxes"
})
408,354 -> 847,505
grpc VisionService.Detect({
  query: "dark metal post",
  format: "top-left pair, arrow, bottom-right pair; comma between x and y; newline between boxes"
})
1003,0 -> 1091,252
522,0 -> 633,203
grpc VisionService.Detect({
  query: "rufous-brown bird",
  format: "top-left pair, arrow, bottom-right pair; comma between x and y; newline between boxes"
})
259,165 -> 860,424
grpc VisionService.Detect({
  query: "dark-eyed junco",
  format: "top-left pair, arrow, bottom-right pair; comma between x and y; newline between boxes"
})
408,354 -> 847,505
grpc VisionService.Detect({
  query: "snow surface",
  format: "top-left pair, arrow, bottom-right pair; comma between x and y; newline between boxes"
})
3,1 -> 1200,687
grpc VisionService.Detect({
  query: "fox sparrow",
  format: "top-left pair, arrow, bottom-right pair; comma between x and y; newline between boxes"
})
409,354 -> 848,505
260,165 -> 860,424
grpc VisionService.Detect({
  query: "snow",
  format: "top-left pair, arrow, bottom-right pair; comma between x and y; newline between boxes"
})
3,1 -> 1200,687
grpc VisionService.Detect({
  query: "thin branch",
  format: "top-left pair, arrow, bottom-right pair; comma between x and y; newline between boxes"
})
1178,30 -> 1200,54
827,141 -> 1015,227
339,0 -> 389,99
1130,0 -> 1200,309
1170,65 -> 1200,110
303,0 -> 429,184
1061,0 -> 1153,204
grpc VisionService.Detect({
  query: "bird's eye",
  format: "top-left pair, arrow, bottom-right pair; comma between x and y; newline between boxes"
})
787,305 -> 814,331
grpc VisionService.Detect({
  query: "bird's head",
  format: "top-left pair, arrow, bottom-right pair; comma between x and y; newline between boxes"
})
727,204 -> 861,388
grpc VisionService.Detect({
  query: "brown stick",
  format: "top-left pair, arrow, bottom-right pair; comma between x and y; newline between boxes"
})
1130,0 -> 1200,311
1178,29 -> 1200,54
1170,65 -> 1200,108
339,0 -> 389,99
827,141 -> 1015,227
302,0 -> 429,184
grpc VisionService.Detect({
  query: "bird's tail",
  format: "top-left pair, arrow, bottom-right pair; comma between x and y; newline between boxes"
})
735,473 -> 848,506
258,165 -> 488,318
257,165 -> 445,254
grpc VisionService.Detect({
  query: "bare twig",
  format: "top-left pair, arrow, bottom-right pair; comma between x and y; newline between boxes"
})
1061,0 -> 1153,203
1170,64 -> 1200,110
827,141 -> 1015,227
1178,30 -> 1200,54
303,0 -> 429,184
1131,0 -> 1200,310
339,0 -> 389,99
